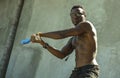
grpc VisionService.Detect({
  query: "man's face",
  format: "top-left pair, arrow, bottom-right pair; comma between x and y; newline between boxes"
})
70,8 -> 85,25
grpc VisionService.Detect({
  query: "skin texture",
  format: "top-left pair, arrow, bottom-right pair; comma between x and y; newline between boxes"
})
31,7 -> 98,67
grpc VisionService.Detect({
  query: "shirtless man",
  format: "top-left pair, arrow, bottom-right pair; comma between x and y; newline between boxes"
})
31,5 -> 99,78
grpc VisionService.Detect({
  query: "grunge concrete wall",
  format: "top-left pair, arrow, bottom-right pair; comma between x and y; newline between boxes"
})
0,0 -> 120,78
0,0 -> 19,62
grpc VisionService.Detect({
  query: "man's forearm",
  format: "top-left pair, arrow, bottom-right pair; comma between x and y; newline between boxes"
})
40,27 -> 81,39
42,43 -> 65,59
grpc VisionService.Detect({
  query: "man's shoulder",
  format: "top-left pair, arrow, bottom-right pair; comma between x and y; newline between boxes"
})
85,21 -> 97,35
79,21 -> 96,34
81,21 -> 95,29
77,21 -> 92,30
80,21 -> 93,26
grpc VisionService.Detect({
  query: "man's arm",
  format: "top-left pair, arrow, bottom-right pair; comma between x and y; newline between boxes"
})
31,35 -> 74,59
39,22 -> 91,39
42,38 -> 74,59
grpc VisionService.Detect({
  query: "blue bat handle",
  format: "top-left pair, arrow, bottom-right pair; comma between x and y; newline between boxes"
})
21,38 -> 31,44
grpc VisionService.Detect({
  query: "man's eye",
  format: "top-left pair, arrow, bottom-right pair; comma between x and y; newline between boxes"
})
76,13 -> 83,16
76,13 -> 81,16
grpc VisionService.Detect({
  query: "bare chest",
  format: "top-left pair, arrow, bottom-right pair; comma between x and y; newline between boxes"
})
72,35 -> 86,46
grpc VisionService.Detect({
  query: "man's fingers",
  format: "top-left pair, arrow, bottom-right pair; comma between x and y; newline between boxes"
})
36,33 -> 43,40
37,32 -> 42,36
31,34 -> 36,42
31,33 -> 44,43
36,35 -> 41,40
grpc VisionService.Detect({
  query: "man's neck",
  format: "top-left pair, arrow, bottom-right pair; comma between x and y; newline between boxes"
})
79,19 -> 86,23
82,17 -> 86,22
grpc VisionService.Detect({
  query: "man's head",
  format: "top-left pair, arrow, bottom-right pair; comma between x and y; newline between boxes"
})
70,5 -> 86,25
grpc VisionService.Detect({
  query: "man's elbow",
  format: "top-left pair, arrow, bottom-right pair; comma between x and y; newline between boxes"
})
57,55 -> 67,60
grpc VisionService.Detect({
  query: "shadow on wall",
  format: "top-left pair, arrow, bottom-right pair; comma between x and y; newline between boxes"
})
20,46 -> 43,78
7,45 -> 43,78
6,0 -> 43,78
14,0 -> 34,42
15,0 -> 43,77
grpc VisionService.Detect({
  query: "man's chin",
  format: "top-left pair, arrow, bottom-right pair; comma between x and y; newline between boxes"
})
74,23 -> 79,26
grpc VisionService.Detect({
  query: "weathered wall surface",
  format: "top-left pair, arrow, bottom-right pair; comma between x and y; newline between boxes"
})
0,0 -> 19,62
0,1 -> 22,76
0,0 -> 120,78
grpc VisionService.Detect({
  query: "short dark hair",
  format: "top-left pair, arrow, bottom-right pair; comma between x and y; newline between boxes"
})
71,5 -> 84,11
71,5 -> 86,17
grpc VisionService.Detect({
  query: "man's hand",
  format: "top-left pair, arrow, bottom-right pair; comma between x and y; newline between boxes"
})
37,32 -> 42,37
31,34 -> 45,46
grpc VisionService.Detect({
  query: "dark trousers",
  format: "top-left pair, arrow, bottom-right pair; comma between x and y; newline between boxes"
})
69,64 -> 99,78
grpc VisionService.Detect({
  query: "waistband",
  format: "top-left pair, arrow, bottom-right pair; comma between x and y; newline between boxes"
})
74,64 -> 99,71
